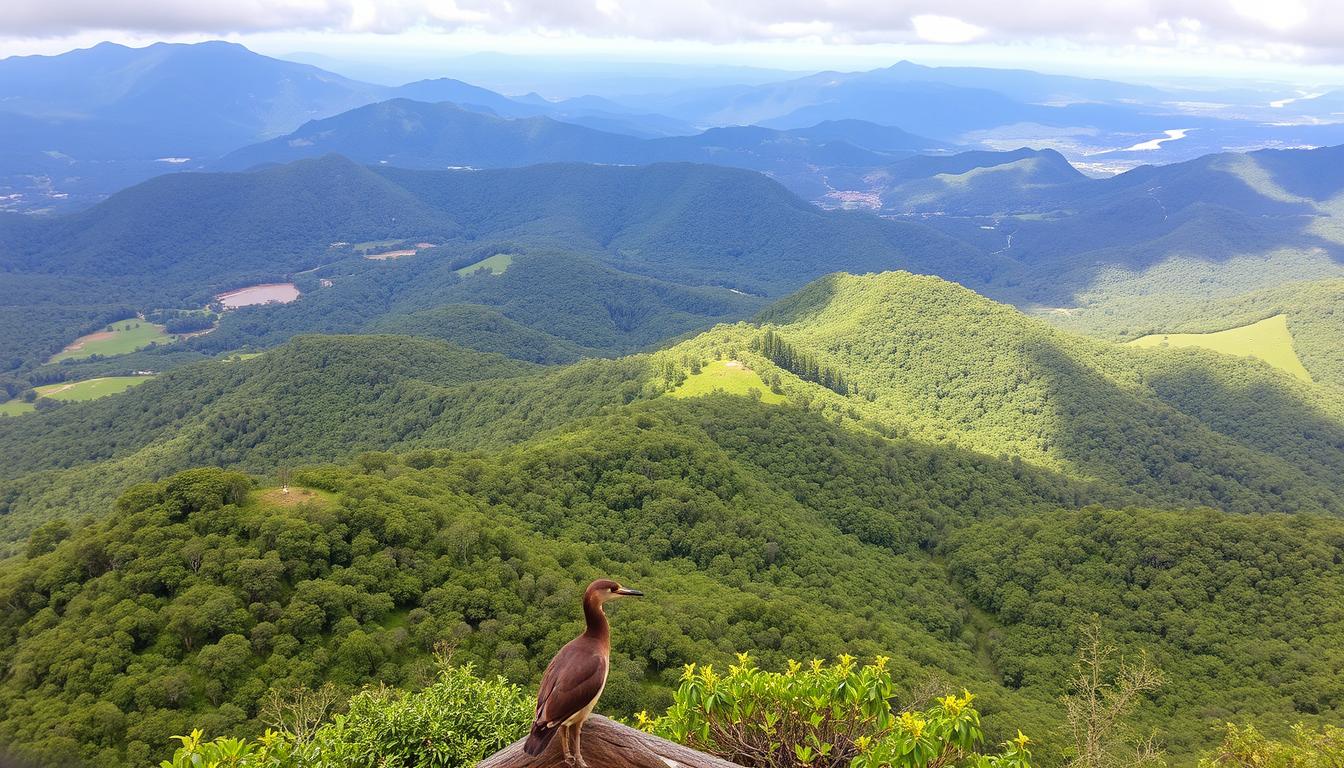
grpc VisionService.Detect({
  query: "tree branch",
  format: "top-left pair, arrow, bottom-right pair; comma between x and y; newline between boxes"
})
478,716 -> 747,768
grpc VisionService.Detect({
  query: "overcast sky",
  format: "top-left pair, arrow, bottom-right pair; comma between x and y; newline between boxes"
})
4,0 -> 1344,84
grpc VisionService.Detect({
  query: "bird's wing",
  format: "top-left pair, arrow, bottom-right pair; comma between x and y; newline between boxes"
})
535,644 -> 608,726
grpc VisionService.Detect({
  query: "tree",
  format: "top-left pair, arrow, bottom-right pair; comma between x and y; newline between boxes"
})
1063,622 -> 1165,768
25,519 -> 71,559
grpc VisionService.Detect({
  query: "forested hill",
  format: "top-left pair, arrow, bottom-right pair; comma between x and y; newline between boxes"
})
216,99 -> 651,171
744,272 -> 1344,510
5,156 -> 996,292
216,97 -> 917,193
2,400 -> 1343,766
6,270 -> 1344,546
0,156 -> 1001,376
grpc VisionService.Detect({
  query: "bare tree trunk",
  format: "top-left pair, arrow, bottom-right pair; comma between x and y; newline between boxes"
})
478,716 -> 746,768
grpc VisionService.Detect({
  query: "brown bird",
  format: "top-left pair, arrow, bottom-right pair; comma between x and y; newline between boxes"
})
524,578 -> 643,766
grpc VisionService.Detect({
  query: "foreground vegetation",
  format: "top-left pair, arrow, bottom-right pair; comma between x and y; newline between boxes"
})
162,657 -> 1036,768
159,655 -> 1337,768
3,395 -> 1343,765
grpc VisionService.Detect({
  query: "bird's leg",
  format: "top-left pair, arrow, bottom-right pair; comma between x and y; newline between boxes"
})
572,723 -> 589,768
560,725 -> 576,766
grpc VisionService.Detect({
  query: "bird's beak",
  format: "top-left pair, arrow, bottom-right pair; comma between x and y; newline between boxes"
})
616,587 -> 644,597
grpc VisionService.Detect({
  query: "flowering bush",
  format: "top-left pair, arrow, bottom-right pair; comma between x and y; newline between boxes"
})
637,654 -> 1032,768
1199,723 -> 1344,768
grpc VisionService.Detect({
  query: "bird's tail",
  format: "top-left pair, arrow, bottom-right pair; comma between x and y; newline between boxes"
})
523,722 -> 557,757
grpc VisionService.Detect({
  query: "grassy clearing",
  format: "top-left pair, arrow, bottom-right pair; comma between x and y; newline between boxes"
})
219,352 -> 263,362
454,253 -> 514,276
1,375 -> 154,416
0,400 -> 34,417
37,376 -> 155,401
670,360 -> 786,403
253,486 -> 336,509
1128,314 -> 1313,382
51,320 -> 171,362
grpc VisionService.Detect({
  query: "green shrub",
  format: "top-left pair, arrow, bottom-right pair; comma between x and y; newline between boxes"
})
637,654 -> 1033,768
308,663 -> 531,767
159,663 -> 530,768
1199,723 -> 1344,767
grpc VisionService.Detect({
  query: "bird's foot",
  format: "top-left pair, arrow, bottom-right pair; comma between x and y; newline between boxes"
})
565,754 -> 588,768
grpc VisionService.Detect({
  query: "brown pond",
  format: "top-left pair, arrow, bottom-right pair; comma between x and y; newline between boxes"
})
216,283 -> 301,309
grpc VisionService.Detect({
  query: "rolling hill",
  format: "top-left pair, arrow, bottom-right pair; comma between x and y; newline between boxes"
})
6,270 -> 1344,541
215,100 -> 649,171
0,157 -> 1001,381
2,271 -> 1344,766
216,98 -> 927,204
9,141 -> 1344,415
875,143 -> 1344,309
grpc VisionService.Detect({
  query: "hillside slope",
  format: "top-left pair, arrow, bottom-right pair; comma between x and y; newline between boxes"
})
2,398 -> 1343,766
0,158 -> 999,377
7,271 -> 1344,544
720,272 -> 1344,511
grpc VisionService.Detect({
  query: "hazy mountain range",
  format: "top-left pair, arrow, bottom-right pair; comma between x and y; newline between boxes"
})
5,40 -> 1344,213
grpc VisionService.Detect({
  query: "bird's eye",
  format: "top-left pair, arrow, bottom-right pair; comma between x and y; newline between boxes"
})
610,586 -> 618,592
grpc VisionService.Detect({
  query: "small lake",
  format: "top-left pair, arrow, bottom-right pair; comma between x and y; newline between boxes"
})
216,283 -> 300,309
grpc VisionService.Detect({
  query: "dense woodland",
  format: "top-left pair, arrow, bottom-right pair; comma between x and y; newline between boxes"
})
0,272 -> 1340,766
3,394 -> 1343,765
0,157 -> 994,381
5,271 -> 1344,545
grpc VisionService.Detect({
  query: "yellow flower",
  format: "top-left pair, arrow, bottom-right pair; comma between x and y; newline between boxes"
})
1013,731 -> 1032,750
899,712 -> 927,740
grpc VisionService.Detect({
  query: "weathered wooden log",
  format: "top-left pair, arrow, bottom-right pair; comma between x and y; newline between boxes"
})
478,716 -> 745,768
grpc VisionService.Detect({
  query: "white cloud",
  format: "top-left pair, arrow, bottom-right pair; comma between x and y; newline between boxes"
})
1232,0 -> 1309,32
4,0 -> 1344,62
911,15 -> 985,44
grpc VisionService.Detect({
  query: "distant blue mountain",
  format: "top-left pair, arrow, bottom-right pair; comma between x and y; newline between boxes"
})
214,99 -> 943,203
0,41 -> 691,211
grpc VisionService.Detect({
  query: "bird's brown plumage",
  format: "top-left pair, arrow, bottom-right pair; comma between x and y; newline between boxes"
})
524,579 -> 640,760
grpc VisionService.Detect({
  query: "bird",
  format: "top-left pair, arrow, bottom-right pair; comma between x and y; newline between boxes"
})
524,578 -> 643,766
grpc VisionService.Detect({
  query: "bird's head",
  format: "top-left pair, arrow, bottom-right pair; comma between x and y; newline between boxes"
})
587,578 -> 643,604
